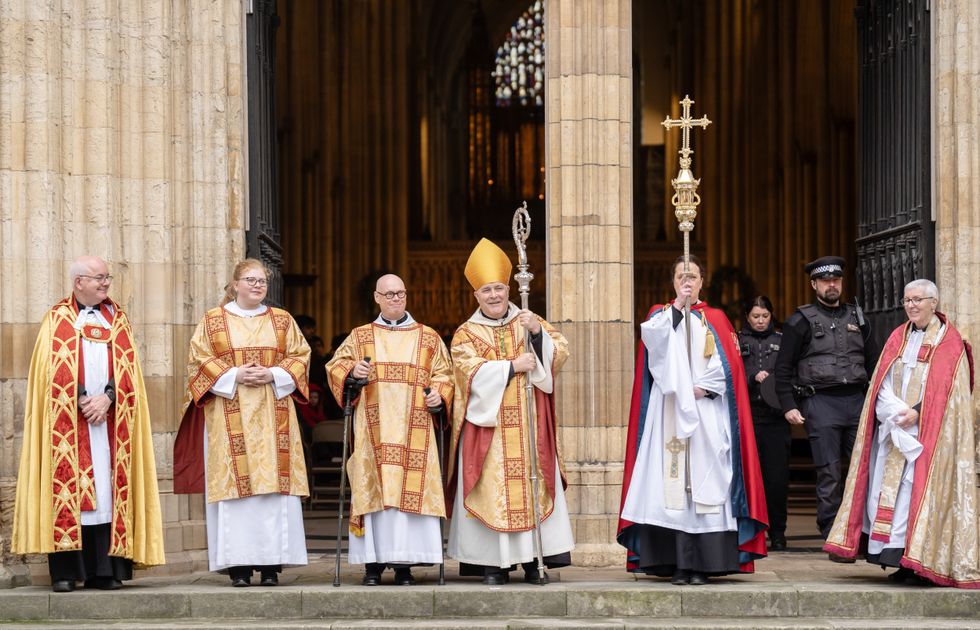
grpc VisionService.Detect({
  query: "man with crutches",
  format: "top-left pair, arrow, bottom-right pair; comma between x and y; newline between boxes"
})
325,273 -> 454,586
447,228 -> 574,586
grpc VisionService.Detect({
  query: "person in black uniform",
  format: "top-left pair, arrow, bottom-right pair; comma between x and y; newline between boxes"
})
773,257 -> 879,558
738,296 -> 789,551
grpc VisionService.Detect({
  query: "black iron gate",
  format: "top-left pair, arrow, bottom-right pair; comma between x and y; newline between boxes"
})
854,0 -> 933,348
245,0 -> 283,305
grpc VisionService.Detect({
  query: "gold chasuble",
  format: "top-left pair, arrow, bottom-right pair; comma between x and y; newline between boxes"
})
179,306 -> 310,503
448,313 -> 570,532
12,297 -> 164,567
326,323 -> 453,535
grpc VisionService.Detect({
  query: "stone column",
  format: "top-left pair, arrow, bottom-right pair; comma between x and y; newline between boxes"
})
933,0 -> 980,421
0,0 -> 247,584
545,0 -> 633,566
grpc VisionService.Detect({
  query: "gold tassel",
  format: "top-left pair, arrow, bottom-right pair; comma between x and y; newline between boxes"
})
703,328 -> 715,358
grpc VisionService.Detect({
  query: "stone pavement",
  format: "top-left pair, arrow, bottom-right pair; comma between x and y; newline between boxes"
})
2,552 -> 979,629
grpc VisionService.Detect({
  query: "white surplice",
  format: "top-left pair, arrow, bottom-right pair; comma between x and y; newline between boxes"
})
347,311 -> 444,565
447,305 -> 574,568
204,301 -> 308,571
620,305 -> 736,534
75,305 -> 113,526
862,326 -> 930,555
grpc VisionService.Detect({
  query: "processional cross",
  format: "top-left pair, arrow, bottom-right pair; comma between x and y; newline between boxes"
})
662,95 -> 711,495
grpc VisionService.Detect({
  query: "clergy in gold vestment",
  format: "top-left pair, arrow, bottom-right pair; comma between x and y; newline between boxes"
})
173,259 -> 310,587
825,279 -> 980,588
326,274 -> 453,586
13,256 -> 164,593
447,239 -> 574,586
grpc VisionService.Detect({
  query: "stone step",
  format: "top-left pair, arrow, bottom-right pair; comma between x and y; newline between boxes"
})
2,583 -> 978,625
5,618 -> 980,630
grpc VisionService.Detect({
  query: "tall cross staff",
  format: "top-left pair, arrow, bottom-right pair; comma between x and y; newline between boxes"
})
512,200 -> 548,585
662,95 -> 711,364
662,95 -> 711,495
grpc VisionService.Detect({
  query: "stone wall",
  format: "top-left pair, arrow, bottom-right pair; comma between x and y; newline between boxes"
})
934,0 -> 980,405
545,0 -> 634,566
0,0 -> 247,585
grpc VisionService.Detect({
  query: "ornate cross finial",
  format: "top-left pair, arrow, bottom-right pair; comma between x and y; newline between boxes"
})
662,95 -> 712,170
662,95 -> 712,269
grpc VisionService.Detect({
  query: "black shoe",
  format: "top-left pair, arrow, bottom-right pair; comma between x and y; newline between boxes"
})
482,570 -> 507,586
828,553 -> 856,564
259,572 -> 278,587
523,568 -> 541,584
83,577 -> 122,590
362,572 -> 381,586
769,537 -> 788,551
51,580 -> 75,593
394,568 -> 415,586
688,572 -> 708,586
231,576 -> 251,587
670,569 -> 690,585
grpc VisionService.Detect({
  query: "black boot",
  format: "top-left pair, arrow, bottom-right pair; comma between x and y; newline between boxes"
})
394,567 -> 415,586
670,569 -> 690,585
482,567 -> 507,586
228,566 -> 252,587
362,562 -> 384,586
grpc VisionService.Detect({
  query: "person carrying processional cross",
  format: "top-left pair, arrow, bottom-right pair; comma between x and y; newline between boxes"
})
617,255 -> 769,585
617,96 -> 767,586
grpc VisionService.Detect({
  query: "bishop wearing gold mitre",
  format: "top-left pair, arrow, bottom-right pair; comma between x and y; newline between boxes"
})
446,238 -> 574,585
13,256 -> 164,593
326,273 -> 454,586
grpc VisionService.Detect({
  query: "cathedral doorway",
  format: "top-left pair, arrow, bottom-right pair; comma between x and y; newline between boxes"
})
247,0 -> 933,553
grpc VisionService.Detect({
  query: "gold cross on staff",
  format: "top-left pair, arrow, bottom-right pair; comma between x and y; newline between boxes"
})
666,437 -> 686,479
662,95 -> 712,168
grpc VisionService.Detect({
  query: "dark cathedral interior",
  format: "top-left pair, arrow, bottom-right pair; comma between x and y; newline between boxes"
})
265,0 -> 920,349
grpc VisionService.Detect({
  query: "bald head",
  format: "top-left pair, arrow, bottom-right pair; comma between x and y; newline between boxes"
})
69,256 -> 111,306
374,274 -> 407,321
375,274 -> 404,293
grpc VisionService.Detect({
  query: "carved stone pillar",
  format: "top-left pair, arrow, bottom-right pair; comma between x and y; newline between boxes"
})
933,0 -> 980,417
0,0 -> 247,584
545,0 -> 633,566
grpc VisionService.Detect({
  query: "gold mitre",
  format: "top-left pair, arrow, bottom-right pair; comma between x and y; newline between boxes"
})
464,238 -> 513,290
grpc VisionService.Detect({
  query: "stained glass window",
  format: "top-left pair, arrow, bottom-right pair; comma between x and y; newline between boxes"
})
493,1 -> 544,107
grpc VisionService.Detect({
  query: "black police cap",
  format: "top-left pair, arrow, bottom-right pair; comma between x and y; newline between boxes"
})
804,256 -> 846,279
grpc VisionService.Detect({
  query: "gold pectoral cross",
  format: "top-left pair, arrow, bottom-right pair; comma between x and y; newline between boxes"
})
666,437 -> 685,479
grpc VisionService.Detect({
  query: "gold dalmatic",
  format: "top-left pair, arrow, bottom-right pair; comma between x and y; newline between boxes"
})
326,323 -> 454,535
185,306 -> 310,502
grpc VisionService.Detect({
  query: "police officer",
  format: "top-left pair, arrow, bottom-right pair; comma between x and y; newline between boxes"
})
773,256 -> 879,556
738,296 -> 788,551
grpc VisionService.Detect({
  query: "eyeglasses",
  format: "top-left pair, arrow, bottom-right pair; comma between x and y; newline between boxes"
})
901,296 -> 934,306
79,274 -> 113,284
376,290 -> 407,300
240,277 -> 268,287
